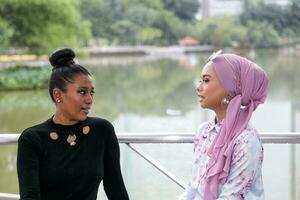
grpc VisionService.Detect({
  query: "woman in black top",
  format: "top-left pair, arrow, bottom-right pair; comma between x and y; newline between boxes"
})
17,48 -> 129,200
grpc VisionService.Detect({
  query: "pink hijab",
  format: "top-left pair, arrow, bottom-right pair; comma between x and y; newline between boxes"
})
203,53 -> 269,200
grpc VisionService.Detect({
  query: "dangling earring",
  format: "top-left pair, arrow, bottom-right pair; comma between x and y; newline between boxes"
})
222,97 -> 230,105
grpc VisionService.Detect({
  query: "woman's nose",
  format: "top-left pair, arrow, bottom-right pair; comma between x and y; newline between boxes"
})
196,81 -> 203,92
85,94 -> 93,104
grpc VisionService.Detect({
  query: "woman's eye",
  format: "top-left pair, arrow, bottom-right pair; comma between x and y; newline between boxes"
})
78,90 -> 86,95
199,79 -> 209,83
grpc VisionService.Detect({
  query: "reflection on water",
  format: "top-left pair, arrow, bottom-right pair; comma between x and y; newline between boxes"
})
0,91 -> 53,133
1,49 -> 300,199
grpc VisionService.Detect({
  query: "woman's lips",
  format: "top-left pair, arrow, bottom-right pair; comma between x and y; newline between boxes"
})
198,95 -> 204,102
81,107 -> 90,114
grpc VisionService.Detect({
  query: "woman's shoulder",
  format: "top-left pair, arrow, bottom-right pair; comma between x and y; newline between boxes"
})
19,120 -> 49,141
233,123 -> 262,149
88,116 -> 113,126
196,120 -> 214,134
238,123 -> 260,139
88,117 -> 114,130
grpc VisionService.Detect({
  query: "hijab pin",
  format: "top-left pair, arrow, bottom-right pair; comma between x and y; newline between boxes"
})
206,49 -> 222,62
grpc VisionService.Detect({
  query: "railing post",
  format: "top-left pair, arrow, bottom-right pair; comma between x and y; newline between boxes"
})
126,143 -> 187,189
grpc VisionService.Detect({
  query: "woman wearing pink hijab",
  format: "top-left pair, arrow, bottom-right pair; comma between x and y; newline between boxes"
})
181,50 -> 268,200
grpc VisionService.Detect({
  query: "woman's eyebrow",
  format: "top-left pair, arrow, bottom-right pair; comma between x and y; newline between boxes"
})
78,86 -> 94,90
201,74 -> 212,78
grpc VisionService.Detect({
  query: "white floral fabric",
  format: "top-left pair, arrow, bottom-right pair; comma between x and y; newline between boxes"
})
181,119 -> 264,200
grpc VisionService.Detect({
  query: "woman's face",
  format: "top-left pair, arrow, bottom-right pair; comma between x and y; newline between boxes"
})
55,74 -> 95,124
196,62 -> 227,112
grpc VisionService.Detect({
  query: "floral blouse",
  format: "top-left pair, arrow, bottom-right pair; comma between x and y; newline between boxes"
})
181,119 -> 264,200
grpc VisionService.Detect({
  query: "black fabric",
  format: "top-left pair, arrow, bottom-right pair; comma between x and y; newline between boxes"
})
17,117 -> 129,200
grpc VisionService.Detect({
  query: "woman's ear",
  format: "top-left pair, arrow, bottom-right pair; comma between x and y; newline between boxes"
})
53,88 -> 62,103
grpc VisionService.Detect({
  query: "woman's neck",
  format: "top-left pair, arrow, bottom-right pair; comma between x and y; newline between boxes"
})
53,112 -> 78,125
215,108 -> 227,123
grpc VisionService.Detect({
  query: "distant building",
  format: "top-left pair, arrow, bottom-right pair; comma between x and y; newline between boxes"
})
264,0 -> 290,6
198,0 -> 243,19
198,0 -> 291,19
178,36 -> 199,46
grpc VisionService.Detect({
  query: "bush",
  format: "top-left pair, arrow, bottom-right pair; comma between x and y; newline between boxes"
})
0,66 -> 50,90
197,16 -> 247,48
246,21 -> 280,48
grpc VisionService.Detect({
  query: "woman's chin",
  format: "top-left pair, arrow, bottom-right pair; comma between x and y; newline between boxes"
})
77,114 -> 88,121
199,103 -> 206,108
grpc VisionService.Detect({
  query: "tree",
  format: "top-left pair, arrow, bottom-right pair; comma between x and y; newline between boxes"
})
152,11 -> 186,45
111,0 -> 187,45
240,0 -> 300,36
163,0 -> 200,21
136,28 -> 162,45
79,0 -> 115,41
245,21 -> 280,48
0,0 -> 91,54
0,17 -> 14,49
290,0 -> 300,34
197,16 -> 247,48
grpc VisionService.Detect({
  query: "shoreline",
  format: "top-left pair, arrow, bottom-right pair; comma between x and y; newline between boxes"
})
0,45 -> 213,63
1,45 -> 299,66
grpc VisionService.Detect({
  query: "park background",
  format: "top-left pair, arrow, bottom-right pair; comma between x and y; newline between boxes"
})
0,0 -> 300,199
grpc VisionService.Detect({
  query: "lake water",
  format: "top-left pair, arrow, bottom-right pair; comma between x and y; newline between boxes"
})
0,49 -> 300,199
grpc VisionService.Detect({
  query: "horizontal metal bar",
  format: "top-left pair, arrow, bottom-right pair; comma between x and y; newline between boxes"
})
126,143 -> 187,189
1,133 -> 300,145
0,134 -> 19,145
1,132 -> 300,199
0,192 -> 19,200
118,132 -> 300,144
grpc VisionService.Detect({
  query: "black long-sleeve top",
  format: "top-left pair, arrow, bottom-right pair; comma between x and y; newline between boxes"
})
17,116 -> 129,200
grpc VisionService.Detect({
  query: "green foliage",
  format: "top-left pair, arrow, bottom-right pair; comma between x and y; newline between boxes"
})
79,0 -> 191,46
0,0 -> 299,50
241,1 -> 300,37
290,1 -> 300,34
197,16 -> 247,48
137,28 -> 162,45
152,11 -> 187,45
0,17 -> 14,49
79,0 -> 114,40
0,0 -> 91,54
0,66 -> 50,90
162,0 -> 200,21
110,20 -> 139,45
245,21 -> 280,48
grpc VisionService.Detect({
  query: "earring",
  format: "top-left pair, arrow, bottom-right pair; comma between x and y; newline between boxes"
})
57,99 -> 61,103
222,97 -> 230,105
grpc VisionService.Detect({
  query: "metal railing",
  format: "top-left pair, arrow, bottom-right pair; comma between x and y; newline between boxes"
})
2,132 -> 300,144
1,132 -> 300,199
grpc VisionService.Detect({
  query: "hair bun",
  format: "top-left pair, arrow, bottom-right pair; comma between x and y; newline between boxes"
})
49,48 -> 76,68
